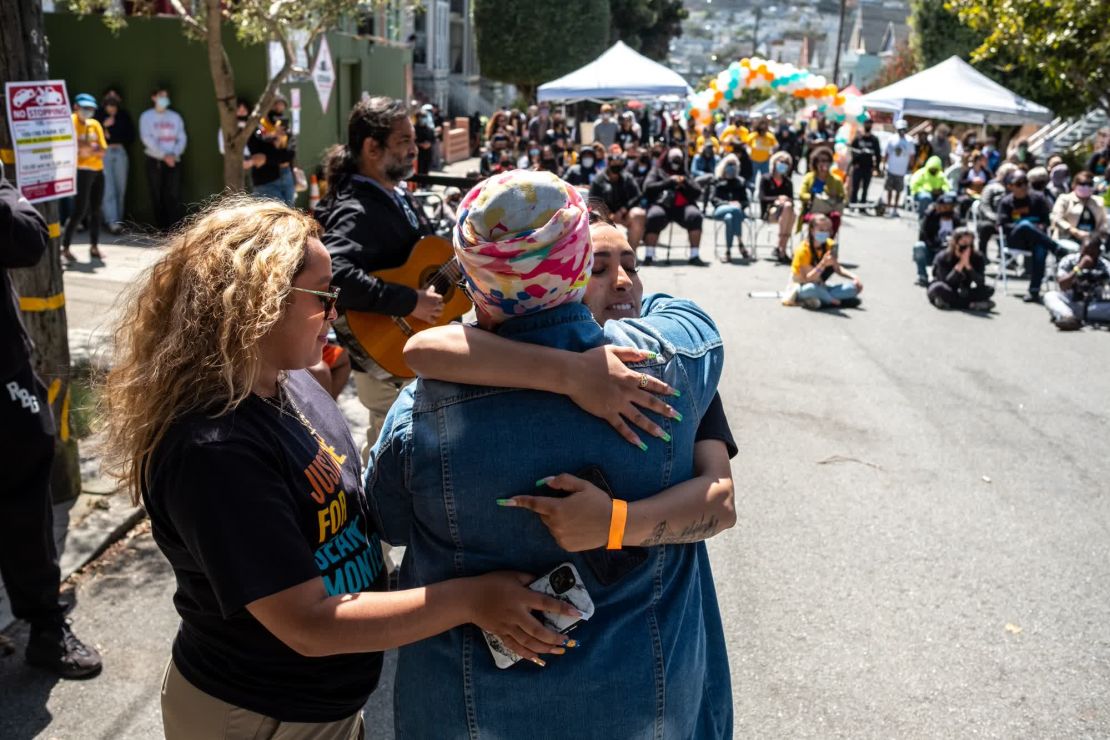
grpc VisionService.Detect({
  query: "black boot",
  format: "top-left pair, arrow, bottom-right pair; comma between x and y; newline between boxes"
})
26,619 -> 102,679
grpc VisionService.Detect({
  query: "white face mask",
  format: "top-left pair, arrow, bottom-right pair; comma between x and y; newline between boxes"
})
155,95 -> 170,110
813,231 -> 830,244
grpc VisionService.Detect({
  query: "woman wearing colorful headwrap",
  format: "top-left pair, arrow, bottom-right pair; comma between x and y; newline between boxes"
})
367,170 -> 732,739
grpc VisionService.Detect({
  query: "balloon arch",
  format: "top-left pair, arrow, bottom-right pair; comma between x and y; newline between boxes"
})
685,56 -> 868,127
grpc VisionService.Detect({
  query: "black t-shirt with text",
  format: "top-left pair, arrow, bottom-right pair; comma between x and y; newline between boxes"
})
143,370 -> 388,723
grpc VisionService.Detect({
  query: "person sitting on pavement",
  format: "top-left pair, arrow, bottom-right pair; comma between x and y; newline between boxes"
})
588,149 -> 646,250
563,145 -> 597,188
760,151 -> 796,262
998,169 -> 1069,302
790,213 -> 862,310
910,155 -> 952,218
710,153 -> 751,262
479,133 -> 510,177
691,141 -> 718,179
534,144 -> 562,177
798,149 -> 846,237
926,226 -> 995,311
913,193 -> 963,286
641,148 -> 706,266
976,162 -> 1017,258
1050,170 -> 1108,253
1043,234 -> 1110,330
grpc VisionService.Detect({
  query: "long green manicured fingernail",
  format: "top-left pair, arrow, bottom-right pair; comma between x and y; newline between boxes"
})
645,351 -> 658,359
660,431 -> 671,442
638,441 -> 649,452
535,476 -> 553,487
673,411 -> 683,422
496,498 -> 513,506
672,389 -> 682,398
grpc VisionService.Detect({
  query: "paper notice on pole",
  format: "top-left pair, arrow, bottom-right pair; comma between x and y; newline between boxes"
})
290,88 -> 301,135
312,36 -> 335,115
4,80 -> 77,203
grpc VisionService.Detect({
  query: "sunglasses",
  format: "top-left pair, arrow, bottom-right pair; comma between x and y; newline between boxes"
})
957,242 -> 973,250
291,286 -> 340,315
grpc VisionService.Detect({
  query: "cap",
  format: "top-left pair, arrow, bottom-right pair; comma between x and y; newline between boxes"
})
894,119 -> 908,130
1008,171 -> 1029,184
74,93 -> 97,109
421,103 -> 434,112
936,193 -> 957,205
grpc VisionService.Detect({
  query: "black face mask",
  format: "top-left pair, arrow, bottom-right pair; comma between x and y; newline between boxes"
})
268,111 -> 283,122
669,159 -> 684,171
638,155 -> 651,166
237,114 -> 250,122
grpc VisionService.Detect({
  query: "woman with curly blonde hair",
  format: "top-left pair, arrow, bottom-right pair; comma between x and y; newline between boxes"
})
101,195 -> 577,739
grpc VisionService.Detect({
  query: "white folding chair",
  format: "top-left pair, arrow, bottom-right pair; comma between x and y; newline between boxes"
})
996,225 -> 1058,295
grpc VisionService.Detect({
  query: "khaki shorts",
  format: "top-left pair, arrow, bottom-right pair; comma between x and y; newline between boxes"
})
161,659 -> 365,740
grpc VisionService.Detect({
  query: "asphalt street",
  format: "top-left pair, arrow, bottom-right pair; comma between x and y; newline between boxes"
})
2,203 -> 1109,738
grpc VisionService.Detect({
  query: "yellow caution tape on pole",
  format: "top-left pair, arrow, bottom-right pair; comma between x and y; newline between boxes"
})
48,222 -> 61,238
47,378 -> 61,405
60,385 -> 72,442
19,292 -> 66,312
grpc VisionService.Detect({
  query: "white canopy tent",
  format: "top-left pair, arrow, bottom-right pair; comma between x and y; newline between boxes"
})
537,41 -> 692,102
861,56 -> 1052,125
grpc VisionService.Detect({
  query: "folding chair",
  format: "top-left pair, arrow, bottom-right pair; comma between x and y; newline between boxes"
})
996,225 -> 1058,295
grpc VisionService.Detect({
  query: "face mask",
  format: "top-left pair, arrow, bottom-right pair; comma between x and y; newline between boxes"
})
669,159 -> 683,170
724,166 -> 737,178
609,162 -> 624,172
581,156 -> 594,168
929,168 -> 939,175
775,162 -> 789,174
529,148 -> 540,158
76,108 -> 92,120
155,96 -> 170,110
268,111 -> 283,122
1076,185 -> 1093,199
638,165 -> 648,174
813,231 -> 830,244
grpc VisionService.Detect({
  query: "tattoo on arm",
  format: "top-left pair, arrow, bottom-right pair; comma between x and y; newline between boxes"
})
639,514 -> 720,546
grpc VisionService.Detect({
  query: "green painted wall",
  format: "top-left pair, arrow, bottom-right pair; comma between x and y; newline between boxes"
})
44,13 -> 409,225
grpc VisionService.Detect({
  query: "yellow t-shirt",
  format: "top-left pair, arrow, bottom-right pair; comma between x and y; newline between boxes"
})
720,125 -> 750,145
746,131 -> 778,163
695,134 -> 720,155
792,238 -> 837,279
73,115 -> 107,171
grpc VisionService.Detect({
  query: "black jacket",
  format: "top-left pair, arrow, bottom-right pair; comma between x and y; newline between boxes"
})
1,175 -> 49,379
94,107 -> 136,148
997,191 -> 1052,234
850,133 -> 881,169
315,176 -> 432,317
589,171 -> 642,214
709,177 -> 749,209
932,249 -> 987,291
918,208 -> 963,251
247,122 -> 296,187
642,167 -> 702,210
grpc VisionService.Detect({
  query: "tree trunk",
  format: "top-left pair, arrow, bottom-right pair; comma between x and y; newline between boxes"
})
0,0 -> 81,501
204,0 -> 247,192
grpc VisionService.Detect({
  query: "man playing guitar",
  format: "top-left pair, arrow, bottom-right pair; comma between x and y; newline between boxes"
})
315,97 -> 444,453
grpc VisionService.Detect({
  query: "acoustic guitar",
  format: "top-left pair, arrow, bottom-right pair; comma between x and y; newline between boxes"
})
332,235 -> 472,380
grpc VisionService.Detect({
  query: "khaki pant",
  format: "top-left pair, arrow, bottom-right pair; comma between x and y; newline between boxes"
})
352,370 -> 404,462
161,659 -> 364,740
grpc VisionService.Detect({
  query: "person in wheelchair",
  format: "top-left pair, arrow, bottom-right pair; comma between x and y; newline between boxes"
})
913,193 -> 963,286
641,148 -> 706,266
1043,234 -> 1110,330
798,149 -> 846,237
926,227 -> 995,311
709,153 -> 751,262
760,152 -> 796,263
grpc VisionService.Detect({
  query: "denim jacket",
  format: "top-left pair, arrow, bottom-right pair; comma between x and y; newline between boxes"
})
367,295 -> 730,740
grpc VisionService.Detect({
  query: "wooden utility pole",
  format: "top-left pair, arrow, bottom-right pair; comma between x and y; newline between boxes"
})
0,0 -> 81,501
832,0 -> 848,88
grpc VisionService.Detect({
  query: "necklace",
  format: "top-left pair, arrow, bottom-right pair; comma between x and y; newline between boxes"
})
257,384 -> 325,446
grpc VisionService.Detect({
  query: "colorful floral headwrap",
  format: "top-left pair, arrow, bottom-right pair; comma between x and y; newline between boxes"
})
453,169 -> 592,321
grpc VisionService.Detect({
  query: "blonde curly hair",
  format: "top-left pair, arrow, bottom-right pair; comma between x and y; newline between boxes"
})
100,195 -> 321,503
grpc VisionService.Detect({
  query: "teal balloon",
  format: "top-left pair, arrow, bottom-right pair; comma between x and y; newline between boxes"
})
724,88 -> 735,100
857,113 -> 868,123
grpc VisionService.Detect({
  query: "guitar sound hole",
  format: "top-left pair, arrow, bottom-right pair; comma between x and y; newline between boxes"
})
420,266 -> 455,301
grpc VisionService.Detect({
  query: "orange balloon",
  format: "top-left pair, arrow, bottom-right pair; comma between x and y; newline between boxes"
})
763,70 -> 774,81
833,94 -> 846,106
689,109 -> 701,119
707,98 -> 719,110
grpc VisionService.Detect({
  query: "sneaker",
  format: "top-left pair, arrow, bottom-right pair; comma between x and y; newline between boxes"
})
915,275 -> 929,287
1054,316 -> 1082,331
968,299 -> 995,312
839,297 -> 861,308
26,620 -> 102,679
642,256 -> 654,266
719,251 -> 731,263
738,246 -> 751,260
688,256 -> 708,267
1022,292 -> 1042,304
801,297 -> 823,309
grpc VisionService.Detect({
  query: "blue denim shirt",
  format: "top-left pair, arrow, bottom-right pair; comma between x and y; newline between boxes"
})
367,295 -> 730,740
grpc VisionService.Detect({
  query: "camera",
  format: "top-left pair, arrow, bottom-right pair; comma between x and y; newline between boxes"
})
548,565 -> 576,595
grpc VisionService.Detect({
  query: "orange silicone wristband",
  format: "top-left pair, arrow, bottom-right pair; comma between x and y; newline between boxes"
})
607,499 -> 628,551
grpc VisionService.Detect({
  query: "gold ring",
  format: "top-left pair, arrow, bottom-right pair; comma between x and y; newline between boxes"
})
638,373 -> 649,389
